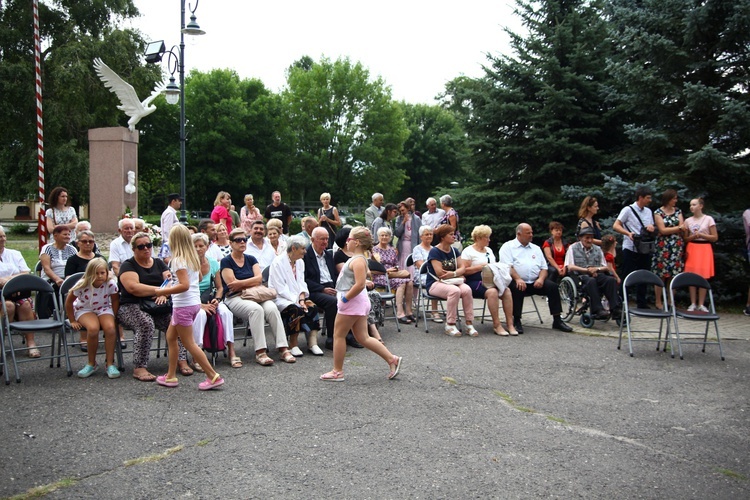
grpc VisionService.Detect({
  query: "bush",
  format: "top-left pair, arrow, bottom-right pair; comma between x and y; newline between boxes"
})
9,223 -> 30,235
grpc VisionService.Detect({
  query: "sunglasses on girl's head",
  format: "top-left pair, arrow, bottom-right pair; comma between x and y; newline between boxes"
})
136,242 -> 153,250
232,237 -> 248,243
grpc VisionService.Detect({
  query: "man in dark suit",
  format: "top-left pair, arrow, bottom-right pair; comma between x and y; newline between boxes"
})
304,227 -> 362,350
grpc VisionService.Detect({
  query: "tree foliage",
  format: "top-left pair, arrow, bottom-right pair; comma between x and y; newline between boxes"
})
443,0 -> 620,232
605,0 -> 750,211
394,102 -> 472,205
283,56 -> 409,205
0,0 -> 159,205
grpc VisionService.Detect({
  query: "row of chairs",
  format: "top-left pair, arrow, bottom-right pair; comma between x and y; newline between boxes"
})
618,270 -> 724,360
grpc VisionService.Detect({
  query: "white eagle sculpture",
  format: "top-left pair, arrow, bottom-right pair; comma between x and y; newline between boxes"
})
93,58 -> 166,132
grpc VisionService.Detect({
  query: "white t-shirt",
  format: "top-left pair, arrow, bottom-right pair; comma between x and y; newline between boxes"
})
169,257 -> 200,307
0,248 -> 30,278
461,244 -> 496,267
616,202 -> 654,252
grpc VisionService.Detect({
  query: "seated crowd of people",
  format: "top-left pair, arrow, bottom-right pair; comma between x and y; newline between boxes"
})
0,184 -> 730,385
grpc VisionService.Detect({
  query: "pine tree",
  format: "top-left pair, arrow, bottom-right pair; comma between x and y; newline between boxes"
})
606,0 -> 750,211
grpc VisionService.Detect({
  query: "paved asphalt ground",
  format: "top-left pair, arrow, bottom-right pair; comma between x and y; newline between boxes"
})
1,298 -> 748,499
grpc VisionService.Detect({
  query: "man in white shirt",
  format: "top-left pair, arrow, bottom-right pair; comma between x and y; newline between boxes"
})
564,227 -> 621,320
421,197 -> 445,229
499,223 -> 573,333
160,193 -> 182,244
198,219 -> 223,262
364,193 -> 384,229
244,220 -> 275,271
613,186 -> 655,309
109,218 -> 135,276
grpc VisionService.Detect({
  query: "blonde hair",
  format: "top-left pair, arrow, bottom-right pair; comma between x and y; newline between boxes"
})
266,218 -> 283,231
169,224 -> 201,272
471,225 -> 492,241
349,226 -> 373,252
213,191 -> 230,206
71,258 -> 110,292
320,192 -> 331,202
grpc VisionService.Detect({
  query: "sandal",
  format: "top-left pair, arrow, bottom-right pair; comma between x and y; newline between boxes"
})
27,347 -> 41,358
156,375 -> 179,388
397,316 -> 412,324
431,313 -> 444,324
178,364 -> 194,376
193,362 -> 205,373
255,352 -> 274,366
198,373 -> 224,391
230,356 -> 243,368
388,355 -> 402,380
132,371 -> 157,382
280,350 -> 297,364
320,370 -> 345,382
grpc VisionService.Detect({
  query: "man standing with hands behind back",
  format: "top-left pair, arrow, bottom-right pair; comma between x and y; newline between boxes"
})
264,191 -> 292,235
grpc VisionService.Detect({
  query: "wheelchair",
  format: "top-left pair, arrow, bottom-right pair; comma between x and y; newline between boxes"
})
559,274 -> 614,328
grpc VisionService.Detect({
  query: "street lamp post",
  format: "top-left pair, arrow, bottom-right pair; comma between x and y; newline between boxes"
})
145,0 -> 205,224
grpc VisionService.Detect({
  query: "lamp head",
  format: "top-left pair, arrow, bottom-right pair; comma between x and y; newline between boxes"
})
144,40 -> 166,64
164,76 -> 180,105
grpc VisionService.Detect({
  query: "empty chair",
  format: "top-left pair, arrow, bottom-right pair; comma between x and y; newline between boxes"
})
2,274 -> 68,383
669,272 -> 724,360
617,270 -> 673,357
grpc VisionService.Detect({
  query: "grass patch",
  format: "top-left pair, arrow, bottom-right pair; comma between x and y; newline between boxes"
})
547,416 -> 569,424
441,376 -> 457,385
714,467 -> 748,481
492,390 -> 537,414
196,439 -> 212,447
8,478 -> 77,499
123,445 -> 184,467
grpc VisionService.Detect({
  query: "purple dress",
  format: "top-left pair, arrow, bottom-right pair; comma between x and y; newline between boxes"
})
372,245 -> 410,290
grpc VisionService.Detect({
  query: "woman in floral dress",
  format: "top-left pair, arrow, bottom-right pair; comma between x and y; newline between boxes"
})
651,189 -> 685,309
372,226 -> 415,323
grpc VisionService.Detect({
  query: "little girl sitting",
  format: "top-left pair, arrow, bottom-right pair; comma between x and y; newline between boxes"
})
601,235 -> 621,285
65,257 -> 120,378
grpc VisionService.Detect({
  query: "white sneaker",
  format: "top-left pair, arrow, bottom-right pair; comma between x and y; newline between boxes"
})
687,304 -> 697,312
444,324 -> 462,337
290,346 -> 304,357
308,345 -> 324,356
698,305 -> 709,312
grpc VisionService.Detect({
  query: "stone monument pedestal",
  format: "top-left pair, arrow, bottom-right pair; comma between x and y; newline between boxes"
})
88,127 -> 138,232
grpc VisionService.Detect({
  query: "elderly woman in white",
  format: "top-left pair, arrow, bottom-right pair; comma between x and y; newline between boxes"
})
268,235 -> 323,357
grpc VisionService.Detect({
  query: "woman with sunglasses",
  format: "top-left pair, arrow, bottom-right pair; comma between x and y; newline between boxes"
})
220,228 -> 294,366
117,232 -> 190,382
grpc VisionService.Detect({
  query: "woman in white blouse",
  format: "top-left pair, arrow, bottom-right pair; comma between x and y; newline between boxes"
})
268,235 -> 323,356
461,225 -> 516,336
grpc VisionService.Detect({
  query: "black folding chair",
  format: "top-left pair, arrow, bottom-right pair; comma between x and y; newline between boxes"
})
669,272 -> 724,360
1,274 -> 68,383
617,270 -> 673,357
414,262 -> 453,332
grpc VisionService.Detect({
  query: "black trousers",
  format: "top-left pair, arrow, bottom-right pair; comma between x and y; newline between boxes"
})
309,291 -> 337,336
579,274 -> 620,314
510,278 -> 562,321
621,249 -> 652,307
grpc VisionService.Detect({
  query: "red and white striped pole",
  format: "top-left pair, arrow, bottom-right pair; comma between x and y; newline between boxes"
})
33,0 -> 46,252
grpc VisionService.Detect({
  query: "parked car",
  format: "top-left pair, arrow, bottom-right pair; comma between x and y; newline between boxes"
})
293,211 -> 311,219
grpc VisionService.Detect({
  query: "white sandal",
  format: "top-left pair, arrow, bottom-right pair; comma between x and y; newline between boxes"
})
444,324 -> 462,337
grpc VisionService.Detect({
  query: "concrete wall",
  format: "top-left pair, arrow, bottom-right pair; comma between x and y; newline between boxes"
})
88,127 -> 138,233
